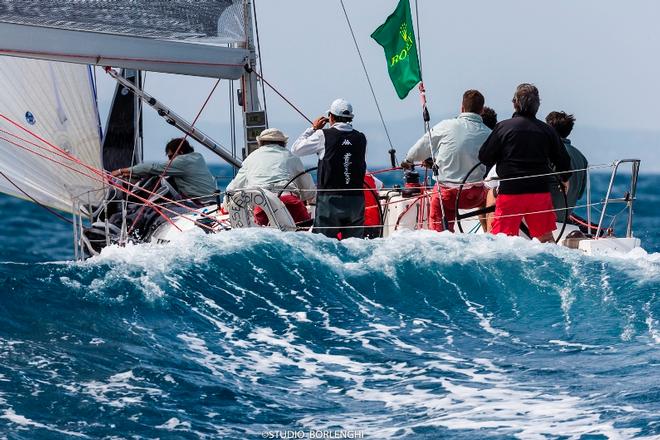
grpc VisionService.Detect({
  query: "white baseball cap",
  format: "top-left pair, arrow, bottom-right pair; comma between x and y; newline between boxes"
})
328,98 -> 354,118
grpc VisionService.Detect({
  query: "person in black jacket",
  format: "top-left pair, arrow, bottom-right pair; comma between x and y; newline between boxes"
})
291,99 -> 367,239
478,84 -> 571,242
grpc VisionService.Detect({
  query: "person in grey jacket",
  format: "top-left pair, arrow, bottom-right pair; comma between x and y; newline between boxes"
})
111,138 -> 217,203
545,111 -> 588,221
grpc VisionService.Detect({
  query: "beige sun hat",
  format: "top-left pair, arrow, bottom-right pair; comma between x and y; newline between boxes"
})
257,128 -> 288,144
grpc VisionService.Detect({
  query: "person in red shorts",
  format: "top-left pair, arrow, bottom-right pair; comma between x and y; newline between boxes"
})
478,84 -> 572,242
402,90 -> 492,232
225,128 -> 315,227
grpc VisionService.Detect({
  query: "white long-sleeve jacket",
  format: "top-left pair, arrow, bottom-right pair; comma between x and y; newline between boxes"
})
225,144 -> 316,201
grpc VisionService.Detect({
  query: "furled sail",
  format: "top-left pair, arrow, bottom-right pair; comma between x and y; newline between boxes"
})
0,57 -> 105,214
0,0 -> 249,79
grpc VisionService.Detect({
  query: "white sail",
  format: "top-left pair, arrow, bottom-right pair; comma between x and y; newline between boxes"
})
0,57 -> 105,214
0,0 -> 249,78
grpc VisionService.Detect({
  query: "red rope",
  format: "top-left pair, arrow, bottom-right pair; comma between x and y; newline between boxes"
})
0,117 -> 222,231
0,133 -> 181,229
0,124 -> 216,228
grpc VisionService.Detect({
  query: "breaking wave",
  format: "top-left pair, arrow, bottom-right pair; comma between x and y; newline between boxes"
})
0,229 -> 659,438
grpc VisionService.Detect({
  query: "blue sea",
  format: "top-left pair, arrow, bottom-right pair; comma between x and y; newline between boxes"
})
0,169 -> 659,439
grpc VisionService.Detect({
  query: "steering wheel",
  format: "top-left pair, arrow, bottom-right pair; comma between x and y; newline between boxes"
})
277,167 -> 384,237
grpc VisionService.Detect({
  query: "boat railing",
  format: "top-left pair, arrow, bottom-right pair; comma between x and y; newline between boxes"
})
593,159 -> 640,238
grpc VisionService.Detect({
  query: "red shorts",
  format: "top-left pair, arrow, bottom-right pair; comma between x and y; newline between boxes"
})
430,184 -> 486,232
491,192 -> 556,238
254,194 -> 311,226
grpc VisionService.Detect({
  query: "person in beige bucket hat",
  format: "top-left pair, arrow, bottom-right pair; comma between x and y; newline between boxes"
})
257,128 -> 288,144
225,128 -> 315,226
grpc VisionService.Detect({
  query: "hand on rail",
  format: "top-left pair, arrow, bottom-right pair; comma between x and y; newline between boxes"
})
422,158 -> 434,169
400,160 -> 414,170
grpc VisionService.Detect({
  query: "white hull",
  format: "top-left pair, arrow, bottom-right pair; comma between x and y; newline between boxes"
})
148,188 -> 641,257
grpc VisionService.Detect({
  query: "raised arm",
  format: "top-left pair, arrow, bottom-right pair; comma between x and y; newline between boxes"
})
291,128 -> 326,158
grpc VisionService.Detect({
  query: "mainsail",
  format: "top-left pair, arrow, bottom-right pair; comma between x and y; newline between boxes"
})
0,57 -> 105,214
0,0 -> 249,78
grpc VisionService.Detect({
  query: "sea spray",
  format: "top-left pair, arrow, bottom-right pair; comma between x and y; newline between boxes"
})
0,229 -> 658,438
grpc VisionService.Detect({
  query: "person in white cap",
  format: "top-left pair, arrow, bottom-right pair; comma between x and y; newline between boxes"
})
225,128 -> 315,226
291,98 -> 367,239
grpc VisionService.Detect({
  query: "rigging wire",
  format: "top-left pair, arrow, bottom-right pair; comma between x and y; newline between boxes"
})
338,0 -> 395,151
249,69 -> 312,124
0,116 -> 225,232
128,78 -> 221,233
0,170 -> 73,225
252,0 -> 269,127
0,131 -> 181,229
0,117 -> 213,230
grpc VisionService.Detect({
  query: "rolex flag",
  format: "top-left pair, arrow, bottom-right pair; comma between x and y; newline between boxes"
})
370,0 -> 422,99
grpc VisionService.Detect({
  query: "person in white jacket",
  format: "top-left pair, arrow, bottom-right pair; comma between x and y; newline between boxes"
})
225,128 -> 315,226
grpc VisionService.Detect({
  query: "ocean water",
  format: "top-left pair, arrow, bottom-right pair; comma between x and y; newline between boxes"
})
0,171 -> 659,439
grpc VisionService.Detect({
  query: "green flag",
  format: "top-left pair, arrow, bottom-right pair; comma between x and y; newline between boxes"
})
371,0 -> 422,99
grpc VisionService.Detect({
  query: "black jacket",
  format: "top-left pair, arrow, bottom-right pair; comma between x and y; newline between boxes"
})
478,113 -> 572,194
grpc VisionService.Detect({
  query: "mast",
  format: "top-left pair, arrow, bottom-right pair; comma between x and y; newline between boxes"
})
239,0 -> 267,160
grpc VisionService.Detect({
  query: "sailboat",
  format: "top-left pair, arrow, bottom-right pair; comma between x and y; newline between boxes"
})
0,0 -> 643,259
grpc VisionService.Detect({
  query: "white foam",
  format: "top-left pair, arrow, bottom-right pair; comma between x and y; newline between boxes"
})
74,370 -> 163,409
63,229 -> 659,438
549,339 -> 601,350
1,409 -> 87,437
156,417 -> 191,431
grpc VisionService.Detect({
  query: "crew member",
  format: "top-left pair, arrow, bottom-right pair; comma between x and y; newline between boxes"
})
225,128 -> 314,226
111,138 -> 217,204
545,111 -> 588,222
402,90 -> 491,232
291,99 -> 367,239
481,106 -> 498,130
479,84 -> 572,242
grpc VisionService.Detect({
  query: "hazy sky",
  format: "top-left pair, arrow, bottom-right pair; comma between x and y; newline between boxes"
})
96,0 -> 660,170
